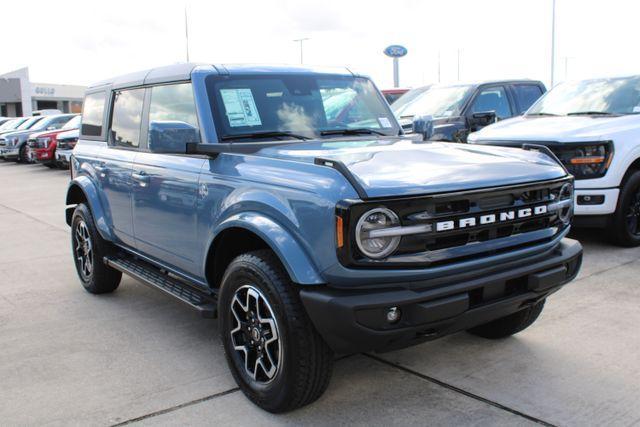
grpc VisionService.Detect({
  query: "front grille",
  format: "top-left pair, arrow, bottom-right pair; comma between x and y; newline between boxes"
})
339,177 -> 573,268
28,138 -> 48,149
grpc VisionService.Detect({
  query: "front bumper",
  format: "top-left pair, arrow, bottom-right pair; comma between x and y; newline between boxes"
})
574,187 -> 618,216
300,238 -> 582,354
56,150 -> 72,166
0,147 -> 19,159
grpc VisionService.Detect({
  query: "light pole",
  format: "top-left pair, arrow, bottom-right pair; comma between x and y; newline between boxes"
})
293,38 -> 310,64
550,0 -> 556,87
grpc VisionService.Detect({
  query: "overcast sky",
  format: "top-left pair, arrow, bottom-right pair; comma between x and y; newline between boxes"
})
1,0 -> 638,89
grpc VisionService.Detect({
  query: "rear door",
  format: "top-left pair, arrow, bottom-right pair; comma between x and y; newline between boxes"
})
131,82 -> 205,277
99,88 -> 145,247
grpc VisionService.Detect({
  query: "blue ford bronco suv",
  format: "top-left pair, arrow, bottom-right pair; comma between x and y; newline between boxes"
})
66,63 -> 582,412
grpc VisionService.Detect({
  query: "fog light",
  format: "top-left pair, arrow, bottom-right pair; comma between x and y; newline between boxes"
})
577,195 -> 605,205
386,307 -> 401,324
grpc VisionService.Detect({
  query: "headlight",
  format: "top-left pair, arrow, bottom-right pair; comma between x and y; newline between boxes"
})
355,208 -> 401,259
555,142 -> 613,179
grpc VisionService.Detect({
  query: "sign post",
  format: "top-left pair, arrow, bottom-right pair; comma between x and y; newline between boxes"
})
383,45 -> 408,88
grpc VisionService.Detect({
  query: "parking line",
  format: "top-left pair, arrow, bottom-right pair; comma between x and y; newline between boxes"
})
109,388 -> 240,426
364,353 -> 557,427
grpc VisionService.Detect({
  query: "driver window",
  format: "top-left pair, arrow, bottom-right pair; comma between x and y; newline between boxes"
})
471,87 -> 512,119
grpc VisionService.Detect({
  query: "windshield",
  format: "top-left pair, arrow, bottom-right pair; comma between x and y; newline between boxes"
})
206,74 -> 399,140
392,84 -> 474,119
62,115 -> 81,130
391,86 -> 431,114
0,118 -> 25,131
527,76 -> 640,116
17,117 -> 44,130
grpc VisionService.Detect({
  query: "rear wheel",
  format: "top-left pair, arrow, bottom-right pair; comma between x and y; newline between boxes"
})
610,171 -> 640,246
467,300 -> 545,339
219,250 -> 333,413
71,203 -> 121,294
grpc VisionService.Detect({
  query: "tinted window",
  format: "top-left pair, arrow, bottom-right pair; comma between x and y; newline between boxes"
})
149,83 -> 199,129
470,86 -> 512,119
513,85 -> 543,114
110,88 -> 145,148
81,92 -> 106,137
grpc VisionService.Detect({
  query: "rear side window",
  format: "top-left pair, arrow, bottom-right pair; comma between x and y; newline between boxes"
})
513,85 -> 544,114
148,83 -> 199,129
110,88 -> 145,148
81,92 -> 106,137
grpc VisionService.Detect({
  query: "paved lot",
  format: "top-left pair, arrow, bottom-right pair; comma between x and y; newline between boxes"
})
1,161 -> 639,426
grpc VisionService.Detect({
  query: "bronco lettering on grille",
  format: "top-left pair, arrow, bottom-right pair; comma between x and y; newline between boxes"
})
435,205 -> 548,232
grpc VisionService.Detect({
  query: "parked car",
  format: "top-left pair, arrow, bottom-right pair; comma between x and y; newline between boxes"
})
28,115 -> 80,167
0,117 -> 29,135
393,80 -> 546,141
0,117 -> 13,126
468,75 -> 640,246
0,114 -> 75,162
32,109 -> 63,116
55,128 -> 79,169
65,63 -> 581,413
381,88 -> 410,104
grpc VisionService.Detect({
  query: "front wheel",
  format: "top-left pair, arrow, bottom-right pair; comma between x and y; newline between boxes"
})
219,250 -> 333,413
610,171 -> 640,247
467,300 -> 545,339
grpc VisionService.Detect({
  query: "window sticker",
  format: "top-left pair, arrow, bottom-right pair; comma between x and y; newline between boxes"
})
220,88 -> 262,127
378,117 -> 392,128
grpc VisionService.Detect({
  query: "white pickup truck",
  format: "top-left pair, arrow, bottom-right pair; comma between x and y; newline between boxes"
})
468,75 -> 640,246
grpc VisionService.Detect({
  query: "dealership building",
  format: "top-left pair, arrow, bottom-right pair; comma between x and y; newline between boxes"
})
0,67 -> 86,117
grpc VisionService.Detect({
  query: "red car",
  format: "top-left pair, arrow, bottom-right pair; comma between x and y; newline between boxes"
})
27,115 -> 80,167
381,88 -> 410,104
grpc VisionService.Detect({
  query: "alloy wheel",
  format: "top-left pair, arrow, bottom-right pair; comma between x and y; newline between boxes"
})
74,220 -> 93,280
230,285 -> 281,384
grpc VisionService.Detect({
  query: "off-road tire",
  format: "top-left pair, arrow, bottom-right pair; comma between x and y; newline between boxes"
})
71,203 -> 121,294
219,250 -> 334,413
17,144 -> 28,163
467,300 -> 545,339
609,171 -> 640,247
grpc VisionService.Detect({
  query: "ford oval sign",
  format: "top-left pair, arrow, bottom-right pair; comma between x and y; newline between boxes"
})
384,45 -> 408,58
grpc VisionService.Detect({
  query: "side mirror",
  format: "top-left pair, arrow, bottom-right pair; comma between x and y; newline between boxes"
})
412,115 -> 434,141
470,111 -> 497,128
148,121 -> 200,154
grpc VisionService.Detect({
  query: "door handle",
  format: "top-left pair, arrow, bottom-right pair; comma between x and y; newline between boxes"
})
132,171 -> 150,187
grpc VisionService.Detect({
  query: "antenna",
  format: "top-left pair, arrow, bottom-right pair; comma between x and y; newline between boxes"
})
185,6 -> 190,62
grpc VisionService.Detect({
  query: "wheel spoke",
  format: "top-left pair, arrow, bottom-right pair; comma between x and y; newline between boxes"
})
229,285 -> 281,384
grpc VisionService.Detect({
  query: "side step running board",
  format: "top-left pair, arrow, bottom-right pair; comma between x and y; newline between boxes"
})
104,255 -> 217,318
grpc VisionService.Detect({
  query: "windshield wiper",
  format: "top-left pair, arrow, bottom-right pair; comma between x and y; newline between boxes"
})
220,131 -> 310,141
320,128 -> 387,137
566,111 -> 618,116
526,112 -> 558,116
